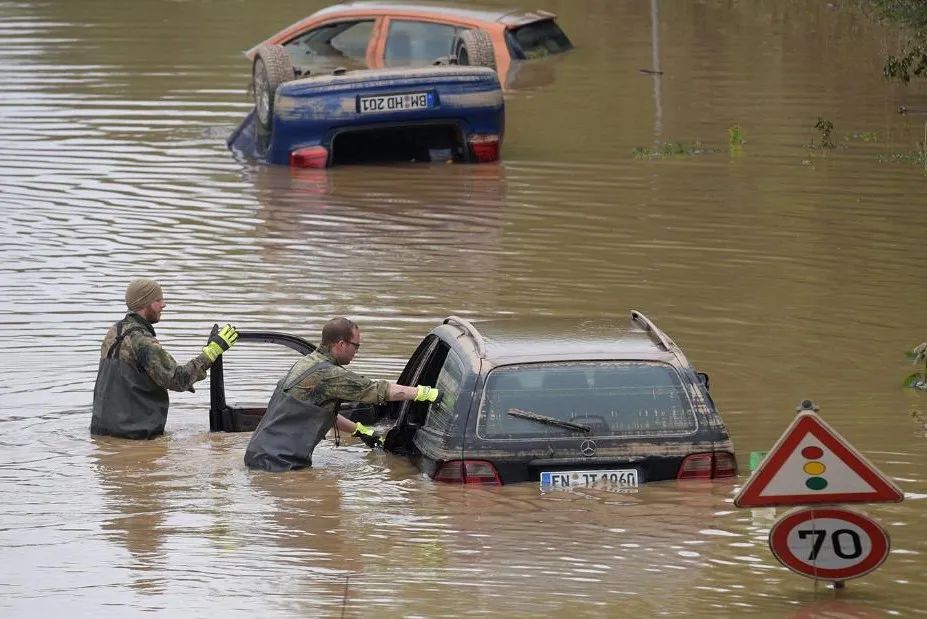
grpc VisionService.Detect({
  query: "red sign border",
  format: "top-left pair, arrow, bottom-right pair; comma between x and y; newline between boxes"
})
734,412 -> 904,507
769,506 -> 890,580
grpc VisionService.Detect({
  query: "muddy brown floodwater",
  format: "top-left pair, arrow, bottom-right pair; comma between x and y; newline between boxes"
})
1,0 -> 926,616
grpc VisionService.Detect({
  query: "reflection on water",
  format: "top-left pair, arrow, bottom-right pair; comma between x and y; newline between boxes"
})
1,0 -> 927,616
92,437 -> 171,593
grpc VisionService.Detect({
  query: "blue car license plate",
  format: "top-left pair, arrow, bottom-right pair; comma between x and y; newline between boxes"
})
358,91 -> 433,114
540,469 -> 639,491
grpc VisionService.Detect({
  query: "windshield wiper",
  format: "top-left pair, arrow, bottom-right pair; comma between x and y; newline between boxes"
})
506,408 -> 591,433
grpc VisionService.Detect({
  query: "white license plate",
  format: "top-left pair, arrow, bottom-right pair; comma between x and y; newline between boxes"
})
358,92 -> 431,113
540,469 -> 639,490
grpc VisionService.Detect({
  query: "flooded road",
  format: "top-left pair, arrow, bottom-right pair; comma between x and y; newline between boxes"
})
2,0 -> 927,616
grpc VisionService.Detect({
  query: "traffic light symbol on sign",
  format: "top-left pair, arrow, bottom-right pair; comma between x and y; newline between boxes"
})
801,445 -> 827,491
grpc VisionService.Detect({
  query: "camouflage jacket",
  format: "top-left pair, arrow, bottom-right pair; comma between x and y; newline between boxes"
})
285,346 -> 389,412
100,313 -> 210,392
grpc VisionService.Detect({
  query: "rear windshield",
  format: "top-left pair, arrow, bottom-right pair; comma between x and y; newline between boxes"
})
507,19 -> 573,60
477,362 -> 698,439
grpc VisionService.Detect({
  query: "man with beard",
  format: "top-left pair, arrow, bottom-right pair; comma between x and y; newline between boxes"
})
91,277 -> 238,439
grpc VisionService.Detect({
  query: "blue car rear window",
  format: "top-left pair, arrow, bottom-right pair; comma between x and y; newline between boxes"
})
506,19 -> 573,60
478,362 -> 697,439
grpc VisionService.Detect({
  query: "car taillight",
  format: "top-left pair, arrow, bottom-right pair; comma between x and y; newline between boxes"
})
290,145 -> 329,168
468,134 -> 500,162
434,460 -> 501,485
712,451 -> 737,478
677,452 -> 738,480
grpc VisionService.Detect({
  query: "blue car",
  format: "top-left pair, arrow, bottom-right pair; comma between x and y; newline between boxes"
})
228,46 -> 504,168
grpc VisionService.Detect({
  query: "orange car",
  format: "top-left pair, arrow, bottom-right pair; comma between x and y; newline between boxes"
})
245,1 -> 572,88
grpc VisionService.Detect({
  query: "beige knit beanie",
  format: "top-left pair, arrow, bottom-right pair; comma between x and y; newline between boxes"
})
125,278 -> 163,310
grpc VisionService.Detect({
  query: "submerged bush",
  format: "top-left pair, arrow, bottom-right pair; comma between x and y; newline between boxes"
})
632,135 -> 728,159
865,0 -> 927,82
903,341 -> 927,390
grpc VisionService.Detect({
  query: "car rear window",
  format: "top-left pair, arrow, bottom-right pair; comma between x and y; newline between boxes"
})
506,19 -> 572,60
477,362 -> 698,439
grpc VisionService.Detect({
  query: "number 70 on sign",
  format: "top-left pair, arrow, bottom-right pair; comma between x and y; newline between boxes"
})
797,528 -> 863,561
768,507 -> 890,581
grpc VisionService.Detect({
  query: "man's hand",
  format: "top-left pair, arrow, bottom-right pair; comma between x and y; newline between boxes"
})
414,385 -> 441,403
353,422 -> 384,448
202,323 -> 239,362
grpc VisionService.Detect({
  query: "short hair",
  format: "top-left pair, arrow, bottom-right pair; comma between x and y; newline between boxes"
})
321,317 -> 358,347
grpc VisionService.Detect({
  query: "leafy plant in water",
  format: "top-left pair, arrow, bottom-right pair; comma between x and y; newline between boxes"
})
884,40 -> 927,83
728,125 -> 744,152
814,118 -> 837,150
845,131 -> 879,142
632,140 -> 718,159
902,341 -> 927,390
876,120 -> 927,166
865,0 -> 927,82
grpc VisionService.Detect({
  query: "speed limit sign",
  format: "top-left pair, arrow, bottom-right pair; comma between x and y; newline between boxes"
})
769,506 -> 891,580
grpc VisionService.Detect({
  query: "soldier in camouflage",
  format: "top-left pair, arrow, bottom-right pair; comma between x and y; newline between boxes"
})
244,316 -> 440,472
91,278 -> 239,439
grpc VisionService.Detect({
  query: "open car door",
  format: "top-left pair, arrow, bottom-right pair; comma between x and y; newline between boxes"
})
208,330 -> 384,432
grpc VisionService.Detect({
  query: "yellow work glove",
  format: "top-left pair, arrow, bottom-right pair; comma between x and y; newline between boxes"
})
352,422 -> 383,448
202,323 -> 239,362
414,385 -> 441,402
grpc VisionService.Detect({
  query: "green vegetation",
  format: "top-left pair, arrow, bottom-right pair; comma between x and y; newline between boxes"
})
632,126 -> 743,159
865,0 -> 927,82
885,42 -> 927,83
631,119 -> 925,166
903,341 -> 927,390
878,150 -> 927,163
812,118 -> 837,150
728,125 -> 744,152
632,140 -> 721,159
877,120 -> 927,164
845,131 -> 879,142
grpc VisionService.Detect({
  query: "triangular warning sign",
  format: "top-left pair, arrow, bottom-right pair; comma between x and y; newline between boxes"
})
734,412 -> 904,508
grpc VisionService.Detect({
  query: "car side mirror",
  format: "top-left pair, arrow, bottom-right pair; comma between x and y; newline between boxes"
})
697,372 -> 710,392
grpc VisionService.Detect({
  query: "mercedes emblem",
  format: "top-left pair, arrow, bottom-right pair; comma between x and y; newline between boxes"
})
580,439 -> 597,457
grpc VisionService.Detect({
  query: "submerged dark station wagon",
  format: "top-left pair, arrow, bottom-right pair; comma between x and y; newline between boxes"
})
209,311 -> 736,489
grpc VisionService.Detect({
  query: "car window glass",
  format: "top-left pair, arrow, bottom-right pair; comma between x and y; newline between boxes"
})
392,334 -> 438,420
284,20 -> 374,66
507,19 -> 572,60
478,362 -> 698,439
385,20 -> 463,67
422,349 -> 464,434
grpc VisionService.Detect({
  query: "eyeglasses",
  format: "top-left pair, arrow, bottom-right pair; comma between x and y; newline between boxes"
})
343,340 -> 360,350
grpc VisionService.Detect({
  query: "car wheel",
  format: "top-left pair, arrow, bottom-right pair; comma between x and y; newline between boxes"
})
252,43 -> 294,133
454,29 -> 496,70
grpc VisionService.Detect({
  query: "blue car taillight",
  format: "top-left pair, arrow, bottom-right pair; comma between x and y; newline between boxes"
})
434,460 -> 502,485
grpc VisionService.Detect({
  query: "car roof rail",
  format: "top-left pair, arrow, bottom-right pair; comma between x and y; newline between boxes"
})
630,310 -> 691,365
443,315 -> 486,357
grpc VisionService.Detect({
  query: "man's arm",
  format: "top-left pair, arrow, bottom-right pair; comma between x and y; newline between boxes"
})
387,383 -> 418,401
132,333 -> 210,392
332,382 -> 430,438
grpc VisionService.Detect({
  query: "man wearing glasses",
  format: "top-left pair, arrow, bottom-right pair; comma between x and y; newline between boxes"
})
244,316 -> 440,472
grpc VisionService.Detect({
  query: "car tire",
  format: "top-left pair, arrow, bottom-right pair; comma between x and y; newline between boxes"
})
454,29 -> 496,70
252,43 -> 294,134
